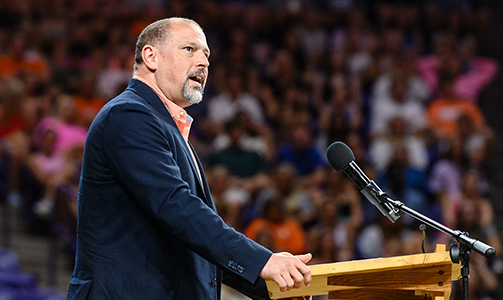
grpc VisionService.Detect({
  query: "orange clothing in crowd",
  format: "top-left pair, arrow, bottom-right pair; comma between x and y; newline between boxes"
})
245,218 -> 307,255
426,98 -> 485,138
0,114 -> 26,138
0,55 -> 49,79
74,96 -> 106,127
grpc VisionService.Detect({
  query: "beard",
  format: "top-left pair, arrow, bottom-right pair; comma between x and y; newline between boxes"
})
182,72 -> 205,105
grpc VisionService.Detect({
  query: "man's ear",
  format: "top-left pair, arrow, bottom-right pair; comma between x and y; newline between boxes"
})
142,45 -> 158,71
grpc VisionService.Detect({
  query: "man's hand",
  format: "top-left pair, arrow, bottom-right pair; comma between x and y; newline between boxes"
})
260,252 -> 312,292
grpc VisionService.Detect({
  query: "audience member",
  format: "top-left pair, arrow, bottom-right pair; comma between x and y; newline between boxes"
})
254,163 -> 315,227
427,138 -> 470,226
96,54 -> 132,99
208,115 -> 266,179
211,111 -> 275,164
369,116 -> 429,173
0,86 -> 28,139
72,75 -> 106,128
456,113 -> 493,168
356,215 -> 408,259
377,142 -> 429,221
32,95 -> 88,155
369,71 -> 427,138
21,128 -> 65,232
426,72 -> 487,139
293,8 -> 328,64
245,198 -> 307,255
271,82 -> 318,145
307,199 -> 355,264
320,168 -> 363,233
372,53 -> 432,107
206,166 -> 258,232
276,122 -> 326,188
318,81 -> 362,148
459,169 -> 496,232
205,71 -> 265,138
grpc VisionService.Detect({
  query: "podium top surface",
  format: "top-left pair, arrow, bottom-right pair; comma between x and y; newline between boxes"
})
266,245 -> 461,299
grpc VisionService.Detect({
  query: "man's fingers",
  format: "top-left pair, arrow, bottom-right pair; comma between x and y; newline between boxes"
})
296,253 -> 312,263
276,262 -> 305,291
289,265 -> 305,289
298,263 -> 312,286
275,274 -> 288,292
294,254 -> 312,286
281,273 -> 295,291
260,252 -> 313,291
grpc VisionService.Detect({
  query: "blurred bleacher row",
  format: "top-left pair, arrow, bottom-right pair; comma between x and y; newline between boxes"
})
0,248 -> 64,299
0,0 -> 502,299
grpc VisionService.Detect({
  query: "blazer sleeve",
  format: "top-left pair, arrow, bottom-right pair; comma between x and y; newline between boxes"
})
99,102 -> 272,284
223,270 -> 271,300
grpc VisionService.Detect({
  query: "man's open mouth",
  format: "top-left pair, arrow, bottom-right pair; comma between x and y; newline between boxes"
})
189,72 -> 205,85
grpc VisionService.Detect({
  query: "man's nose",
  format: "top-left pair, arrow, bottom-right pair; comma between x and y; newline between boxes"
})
196,51 -> 210,69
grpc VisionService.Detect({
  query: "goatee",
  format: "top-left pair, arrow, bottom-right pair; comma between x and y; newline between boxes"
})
182,72 -> 205,104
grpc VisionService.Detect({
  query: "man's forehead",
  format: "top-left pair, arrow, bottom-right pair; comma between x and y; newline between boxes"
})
169,23 -> 210,52
170,22 -> 206,40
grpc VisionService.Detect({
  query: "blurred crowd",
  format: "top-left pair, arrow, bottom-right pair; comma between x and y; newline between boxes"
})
0,0 -> 502,299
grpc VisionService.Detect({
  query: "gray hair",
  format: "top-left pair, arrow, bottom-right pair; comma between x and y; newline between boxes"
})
133,17 -> 203,72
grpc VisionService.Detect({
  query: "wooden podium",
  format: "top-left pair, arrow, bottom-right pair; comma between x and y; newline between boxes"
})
266,245 -> 461,300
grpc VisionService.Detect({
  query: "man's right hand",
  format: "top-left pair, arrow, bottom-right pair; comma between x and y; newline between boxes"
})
259,252 -> 312,292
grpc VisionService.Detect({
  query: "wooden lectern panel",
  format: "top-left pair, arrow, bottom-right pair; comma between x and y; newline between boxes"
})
328,288 -> 446,300
266,245 -> 460,300
326,264 -> 452,290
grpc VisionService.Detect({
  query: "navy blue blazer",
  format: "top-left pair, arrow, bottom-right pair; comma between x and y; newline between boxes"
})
67,79 -> 273,300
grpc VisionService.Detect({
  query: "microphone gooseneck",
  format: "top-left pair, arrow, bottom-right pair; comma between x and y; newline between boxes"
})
326,141 -> 401,223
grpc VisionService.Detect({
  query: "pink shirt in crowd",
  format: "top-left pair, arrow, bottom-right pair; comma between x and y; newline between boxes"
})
417,56 -> 498,102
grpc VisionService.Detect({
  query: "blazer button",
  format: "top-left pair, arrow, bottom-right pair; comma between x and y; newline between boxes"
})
210,278 -> 217,287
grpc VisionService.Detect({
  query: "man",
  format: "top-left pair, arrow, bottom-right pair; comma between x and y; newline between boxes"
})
67,17 -> 311,300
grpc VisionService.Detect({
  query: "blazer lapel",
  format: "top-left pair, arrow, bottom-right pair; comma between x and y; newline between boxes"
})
188,142 -> 215,210
127,79 -> 212,207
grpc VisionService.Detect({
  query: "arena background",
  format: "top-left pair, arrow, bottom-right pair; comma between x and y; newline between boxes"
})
0,0 -> 502,299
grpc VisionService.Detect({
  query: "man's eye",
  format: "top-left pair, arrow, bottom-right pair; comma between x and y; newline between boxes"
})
184,47 -> 194,52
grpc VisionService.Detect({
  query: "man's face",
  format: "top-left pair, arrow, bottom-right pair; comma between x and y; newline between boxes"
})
155,22 -> 210,107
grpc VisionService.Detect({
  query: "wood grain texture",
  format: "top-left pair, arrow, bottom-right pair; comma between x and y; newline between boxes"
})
266,245 -> 460,299
328,288 -> 447,300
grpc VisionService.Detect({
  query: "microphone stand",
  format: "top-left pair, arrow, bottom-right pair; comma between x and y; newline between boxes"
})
369,187 -> 495,300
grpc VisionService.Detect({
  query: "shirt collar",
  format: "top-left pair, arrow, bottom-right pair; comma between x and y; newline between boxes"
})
133,74 -> 192,141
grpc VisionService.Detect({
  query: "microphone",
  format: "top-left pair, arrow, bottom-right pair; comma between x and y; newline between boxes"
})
326,141 -> 401,223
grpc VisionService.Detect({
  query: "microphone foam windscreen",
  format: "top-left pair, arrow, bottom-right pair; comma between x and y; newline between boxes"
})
326,141 -> 355,171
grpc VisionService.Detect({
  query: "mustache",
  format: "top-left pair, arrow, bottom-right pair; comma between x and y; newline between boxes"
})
187,69 -> 207,82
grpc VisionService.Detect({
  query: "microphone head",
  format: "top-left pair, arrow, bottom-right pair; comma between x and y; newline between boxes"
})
326,141 -> 355,171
